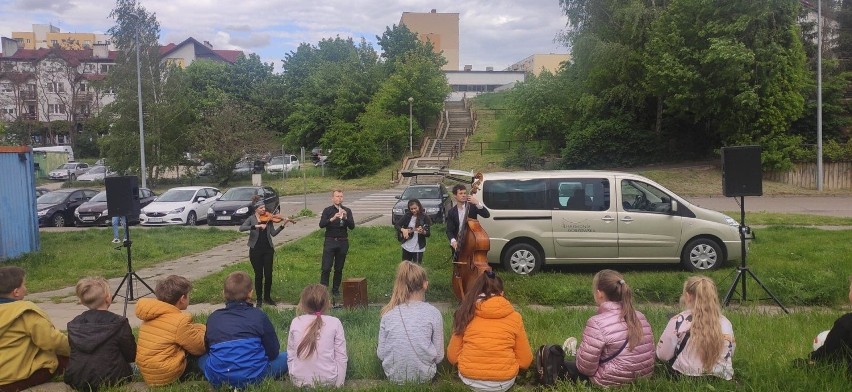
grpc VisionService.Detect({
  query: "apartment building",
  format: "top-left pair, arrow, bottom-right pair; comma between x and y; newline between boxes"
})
12,24 -> 115,51
506,53 -> 571,76
400,9 -> 460,71
1,36 -> 242,145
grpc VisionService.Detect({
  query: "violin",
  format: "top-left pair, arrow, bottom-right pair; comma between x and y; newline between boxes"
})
258,211 -> 296,225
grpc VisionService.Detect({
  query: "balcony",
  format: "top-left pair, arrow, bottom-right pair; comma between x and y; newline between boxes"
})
20,91 -> 37,101
20,113 -> 37,121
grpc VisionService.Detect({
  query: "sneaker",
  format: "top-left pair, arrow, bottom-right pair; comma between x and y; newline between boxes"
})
112,238 -> 120,244
264,298 -> 277,306
563,337 -> 578,357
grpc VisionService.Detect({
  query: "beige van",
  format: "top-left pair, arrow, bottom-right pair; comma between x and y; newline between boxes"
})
477,171 -> 746,274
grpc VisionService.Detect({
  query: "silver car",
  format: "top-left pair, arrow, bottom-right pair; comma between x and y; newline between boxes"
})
48,162 -> 90,181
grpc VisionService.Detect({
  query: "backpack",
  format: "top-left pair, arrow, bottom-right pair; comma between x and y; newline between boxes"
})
535,344 -> 568,385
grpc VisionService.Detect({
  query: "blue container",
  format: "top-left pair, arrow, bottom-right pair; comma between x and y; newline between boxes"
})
0,146 -> 40,261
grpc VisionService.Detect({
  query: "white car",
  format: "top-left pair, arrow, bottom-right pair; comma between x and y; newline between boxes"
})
77,165 -> 116,181
266,154 -> 300,173
139,186 -> 221,226
48,162 -> 90,180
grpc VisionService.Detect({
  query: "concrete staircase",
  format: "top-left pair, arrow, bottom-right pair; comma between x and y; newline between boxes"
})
402,99 -> 475,185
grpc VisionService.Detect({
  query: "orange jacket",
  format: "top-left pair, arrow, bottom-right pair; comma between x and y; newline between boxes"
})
134,298 -> 206,386
447,295 -> 533,381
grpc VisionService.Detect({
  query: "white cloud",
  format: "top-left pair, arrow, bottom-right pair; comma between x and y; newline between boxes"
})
1,0 -> 568,70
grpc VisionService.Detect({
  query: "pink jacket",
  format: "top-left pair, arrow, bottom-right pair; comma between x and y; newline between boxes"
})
576,301 -> 655,387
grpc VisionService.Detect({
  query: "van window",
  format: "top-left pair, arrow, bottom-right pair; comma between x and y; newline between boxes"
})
483,179 -> 547,210
552,178 -> 610,211
621,179 -> 673,213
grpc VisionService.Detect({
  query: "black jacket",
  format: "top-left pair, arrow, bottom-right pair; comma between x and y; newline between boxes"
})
811,312 -> 852,371
319,204 -> 355,238
394,212 -> 432,249
445,202 -> 490,244
64,309 -> 136,391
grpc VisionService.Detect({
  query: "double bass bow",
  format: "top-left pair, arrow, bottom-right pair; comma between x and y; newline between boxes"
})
451,172 -> 491,301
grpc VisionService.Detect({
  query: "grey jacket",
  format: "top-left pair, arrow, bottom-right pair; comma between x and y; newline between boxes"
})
239,214 -> 285,248
377,301 -> 444,384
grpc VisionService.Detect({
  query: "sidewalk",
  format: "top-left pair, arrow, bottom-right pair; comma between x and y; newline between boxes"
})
32,214 -> 386,329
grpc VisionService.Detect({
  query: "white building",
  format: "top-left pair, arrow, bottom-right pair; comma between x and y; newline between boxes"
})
444,67 -> 526,101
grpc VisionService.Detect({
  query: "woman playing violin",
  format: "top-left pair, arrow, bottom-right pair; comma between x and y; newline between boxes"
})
239,196 -> 295,307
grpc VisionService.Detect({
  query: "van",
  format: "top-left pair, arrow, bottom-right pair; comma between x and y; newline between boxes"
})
477,171 -> 746,274
32,146 -> 74,162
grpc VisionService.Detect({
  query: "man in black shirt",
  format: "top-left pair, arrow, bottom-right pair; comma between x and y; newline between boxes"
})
318,190 -> 354,297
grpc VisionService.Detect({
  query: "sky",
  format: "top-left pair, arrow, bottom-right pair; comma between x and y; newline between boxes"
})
0,0 -> 570,71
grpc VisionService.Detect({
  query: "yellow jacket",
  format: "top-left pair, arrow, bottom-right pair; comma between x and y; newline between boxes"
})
447,295 -> 533,381
0,300 -> 70,385
135,298 -> 206,386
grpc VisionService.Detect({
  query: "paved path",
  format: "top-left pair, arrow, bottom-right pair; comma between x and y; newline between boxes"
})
689,195 -> 852,218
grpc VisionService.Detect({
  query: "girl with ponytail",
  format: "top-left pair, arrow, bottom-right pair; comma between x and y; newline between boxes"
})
447,270 -> 533,392
286,284 -> 348,387
567,269 -> 655,386
377,261 -> 444,383
657,276 -> 735,380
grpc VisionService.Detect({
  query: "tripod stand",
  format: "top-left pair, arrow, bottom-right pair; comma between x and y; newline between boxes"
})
111,217 -> 154,316
722,196 -> 789,314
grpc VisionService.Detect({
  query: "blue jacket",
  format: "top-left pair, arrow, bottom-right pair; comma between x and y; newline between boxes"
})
203,301 -> 279,387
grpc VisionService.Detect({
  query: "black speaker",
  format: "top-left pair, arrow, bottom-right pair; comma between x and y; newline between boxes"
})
721,145 -> 763,197
105,176 -> 141,217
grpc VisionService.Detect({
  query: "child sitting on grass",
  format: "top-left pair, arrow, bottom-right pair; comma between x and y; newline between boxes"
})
565,269 -> 655,387
287,284 -> 348,387
135,275 -> 206,387
201,271 -> 288,388
0,266 -> 70,392
807,276 -> 852,372
657,276 -> 735,380
64,277 -> 137,391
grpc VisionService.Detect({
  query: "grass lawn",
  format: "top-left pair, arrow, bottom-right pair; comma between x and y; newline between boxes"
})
12,227 -> 242,293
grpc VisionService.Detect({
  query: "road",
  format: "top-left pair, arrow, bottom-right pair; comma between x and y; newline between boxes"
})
687,195 -> 852,218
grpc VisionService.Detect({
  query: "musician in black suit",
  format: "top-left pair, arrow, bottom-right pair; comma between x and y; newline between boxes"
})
445,184 -> 490,252
319,189 -> 355,298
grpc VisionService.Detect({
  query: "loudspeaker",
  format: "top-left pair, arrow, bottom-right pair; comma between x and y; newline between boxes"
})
721,145 -> 763,197
105,176 -> 140,217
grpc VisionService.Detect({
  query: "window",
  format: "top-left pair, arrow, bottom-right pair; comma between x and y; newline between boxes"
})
84,40 -> 92,47
83,64 -> 95,73
47,82 -> 65,93
79,83 -> 87,92
55,134 -> 69,144
0,108 -> 15,115
51,40 -> 58,46
48,104 -> 66,114
552,179 -> 610,211
482,179 -> 548,210
0,83 -> 12,93
99,64 -> 113,73
26,84 -> 36,93
620,180 -> 673,213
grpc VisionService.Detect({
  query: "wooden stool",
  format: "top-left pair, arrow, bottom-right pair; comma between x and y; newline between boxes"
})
342,277 -> 367,309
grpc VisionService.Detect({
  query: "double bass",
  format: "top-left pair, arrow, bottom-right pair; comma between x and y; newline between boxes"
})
451,172 -> 491,301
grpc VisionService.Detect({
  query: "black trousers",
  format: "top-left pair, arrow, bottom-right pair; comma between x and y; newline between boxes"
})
401,249 -> 424,264
564,360 -> 590,383
249,247 -> 274,301
321,238 -> 349,295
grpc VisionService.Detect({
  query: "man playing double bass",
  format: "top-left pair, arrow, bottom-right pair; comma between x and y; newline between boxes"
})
446,184 -> 490,253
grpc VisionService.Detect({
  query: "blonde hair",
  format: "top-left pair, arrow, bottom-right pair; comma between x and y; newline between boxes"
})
381,261 -> 428,315
76,277 -> 110,309
683,276 -> 724,372
296,284 -> 331,359
223,271 -> 253,302
593,269 -> 643,350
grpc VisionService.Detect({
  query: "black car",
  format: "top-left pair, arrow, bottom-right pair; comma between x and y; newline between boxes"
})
74,188 -> 157,226
37,188 -> 98,227
391,184 -> 452,225
207,186 -> 280,226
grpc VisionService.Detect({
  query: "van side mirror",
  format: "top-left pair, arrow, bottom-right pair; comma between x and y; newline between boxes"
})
671,200 -> 678,213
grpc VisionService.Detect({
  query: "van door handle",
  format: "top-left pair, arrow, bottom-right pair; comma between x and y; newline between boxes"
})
620,216 -> 634,223
602,216 -> 615,222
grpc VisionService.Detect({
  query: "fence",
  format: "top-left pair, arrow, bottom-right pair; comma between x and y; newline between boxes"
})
765,162 -> 852,190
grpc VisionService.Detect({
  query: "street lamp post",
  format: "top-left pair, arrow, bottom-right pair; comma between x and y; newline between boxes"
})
408,97 -> 414,155
135,16 -> 147,189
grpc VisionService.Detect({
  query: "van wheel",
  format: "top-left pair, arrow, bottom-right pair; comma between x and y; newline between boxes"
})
681,238 -> 723,271
503,243 -> 542,275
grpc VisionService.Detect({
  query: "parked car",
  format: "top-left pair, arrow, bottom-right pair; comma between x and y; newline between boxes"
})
265,154 -> 300,173
391,184 -> 452,225
476,171 -> 746,275
207,186 -> 280,226
74,188 -> 157,226
76,165 -> 116,182
48,162 -> 90,181
232,160 -> 254,176
139,186 -> 221,226
36,188 -> 98,227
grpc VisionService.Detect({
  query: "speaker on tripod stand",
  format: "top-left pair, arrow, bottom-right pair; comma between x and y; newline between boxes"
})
720,145 -> 788,313
105,176 -> 154,316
